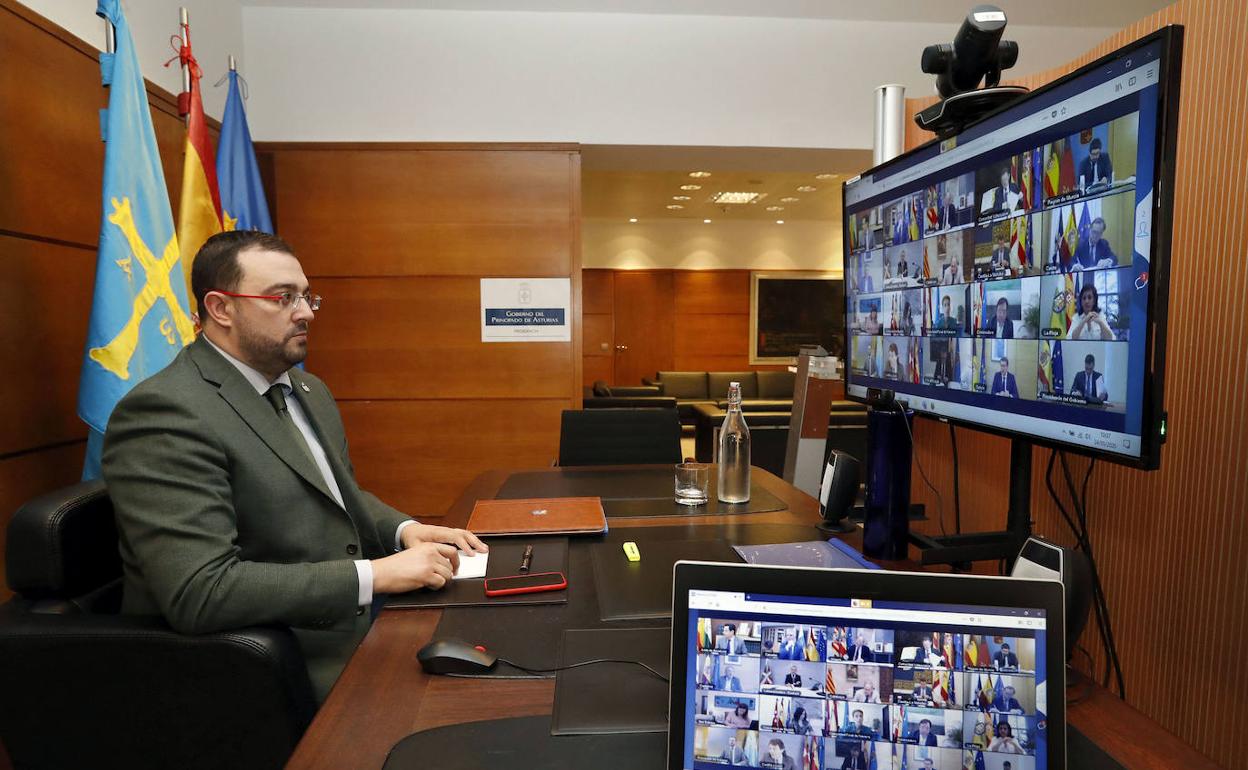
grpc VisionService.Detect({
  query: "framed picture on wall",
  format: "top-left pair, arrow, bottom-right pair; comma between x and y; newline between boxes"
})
749,271 -> 845,364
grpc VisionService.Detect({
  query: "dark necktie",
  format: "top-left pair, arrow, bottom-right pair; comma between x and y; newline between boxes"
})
265,384 -> 318,468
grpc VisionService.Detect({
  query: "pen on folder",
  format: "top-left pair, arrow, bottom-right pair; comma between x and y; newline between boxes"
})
519,545 -> 533,573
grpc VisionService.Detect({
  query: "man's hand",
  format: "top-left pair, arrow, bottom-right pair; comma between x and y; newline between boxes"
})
400,523 -> 489,556
371,542 -> 458,594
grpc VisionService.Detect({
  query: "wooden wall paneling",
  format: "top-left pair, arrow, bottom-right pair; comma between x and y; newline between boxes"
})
581,269 -> 614,314
264,149 -> 576,277
0,442 -> 88,602
673,313 -> 749,363
309,276 -> 574,400
611,271 -> 674,385
904,5 -> 1248,766
673,270 -> 750,315
0,0 -> 211,247
0,235 -> 94,455
265,143 -> 581,518
338,399 -> 571,519
567,153 -> 583,407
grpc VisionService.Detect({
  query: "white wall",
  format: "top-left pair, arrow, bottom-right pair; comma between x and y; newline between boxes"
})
17,0 -> 244,120
584,218 -> 841,272
241,7 -> 1116,145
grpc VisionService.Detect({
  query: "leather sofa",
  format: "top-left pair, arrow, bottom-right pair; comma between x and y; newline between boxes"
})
0,480 -> 316,770
692,400 -> 869,477
642,370 -> 798,424
584,382 -> 677,410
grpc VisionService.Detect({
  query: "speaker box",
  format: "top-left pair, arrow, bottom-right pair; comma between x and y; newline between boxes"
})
817,450 -> 860,534
1011,536 -> 1092,659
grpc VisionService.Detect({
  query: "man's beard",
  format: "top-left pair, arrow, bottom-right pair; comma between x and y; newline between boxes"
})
238,323 -> 308,373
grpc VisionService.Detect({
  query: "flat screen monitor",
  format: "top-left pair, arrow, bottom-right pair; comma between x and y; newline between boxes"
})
670,563 -> 1064,770
841,27 -> 1182,468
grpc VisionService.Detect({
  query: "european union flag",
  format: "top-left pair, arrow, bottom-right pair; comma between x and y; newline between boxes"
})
78,0 -> 196,478
216,70 -> 274,233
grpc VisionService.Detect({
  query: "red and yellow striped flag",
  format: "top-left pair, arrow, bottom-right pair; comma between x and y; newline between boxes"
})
171,21 -> 223,314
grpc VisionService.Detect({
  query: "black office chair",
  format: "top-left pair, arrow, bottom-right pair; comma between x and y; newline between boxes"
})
557,408 -> 683,466
0,480 -> 317,770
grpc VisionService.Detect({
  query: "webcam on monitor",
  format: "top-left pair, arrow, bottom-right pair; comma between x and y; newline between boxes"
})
915,4 -> 1029,136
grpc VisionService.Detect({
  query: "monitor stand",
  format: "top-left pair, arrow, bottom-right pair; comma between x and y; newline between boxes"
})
909,438 -> 1032,569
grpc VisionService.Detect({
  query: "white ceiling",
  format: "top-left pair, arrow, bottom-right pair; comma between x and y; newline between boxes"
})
238,0 -> 1170,29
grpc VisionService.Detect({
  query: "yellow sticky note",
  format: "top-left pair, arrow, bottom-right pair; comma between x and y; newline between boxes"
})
623,541 -> 641,562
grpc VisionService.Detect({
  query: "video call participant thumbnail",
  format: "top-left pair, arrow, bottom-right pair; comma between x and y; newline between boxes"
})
922,338 -> 971,390
851,336 -> 883,379
760,733 -> 804,770
927,288 -> 966,337
1059,340 -> 1127,410
855,296 -> 883,336
978,161 -> 1023,218
852,249 -> 884,294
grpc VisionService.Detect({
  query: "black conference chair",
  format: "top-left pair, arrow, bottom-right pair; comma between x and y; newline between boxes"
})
557,408 -> 683,466
0,480 -> 316,770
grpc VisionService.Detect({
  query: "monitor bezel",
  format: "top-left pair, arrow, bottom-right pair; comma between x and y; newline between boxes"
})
840,26 -> 1183,470
667,560 -> 1067,770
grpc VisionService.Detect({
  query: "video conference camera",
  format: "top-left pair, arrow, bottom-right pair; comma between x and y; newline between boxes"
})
915,5 -> 1029,137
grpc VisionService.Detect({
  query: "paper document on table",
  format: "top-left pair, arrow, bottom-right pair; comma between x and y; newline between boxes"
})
453,552 -> 489,580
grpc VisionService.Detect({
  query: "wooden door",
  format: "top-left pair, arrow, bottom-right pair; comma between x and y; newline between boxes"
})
613,271 -> 674,386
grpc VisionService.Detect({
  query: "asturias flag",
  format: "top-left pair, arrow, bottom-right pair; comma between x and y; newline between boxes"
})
79,0 -> 197,478
217,70 -> 274,233
173,22 -> 224,313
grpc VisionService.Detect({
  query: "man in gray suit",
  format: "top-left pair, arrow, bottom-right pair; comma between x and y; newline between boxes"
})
103,230 -> 487,702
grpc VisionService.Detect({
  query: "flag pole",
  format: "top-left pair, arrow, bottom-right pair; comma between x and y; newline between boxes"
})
179,7 -> 190,125
103,16 -> 115,54
229,55 -> 236,72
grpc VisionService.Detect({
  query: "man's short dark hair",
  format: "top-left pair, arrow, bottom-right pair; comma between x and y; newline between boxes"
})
920,719 -> 932,726
1089,138 -> 1102,151
723,623 -> 736,633
1085,354 -> 1096,365
1001,642 -> 1011,649
997,297 -> 1009,308
1000,356 -> 1009,366
190,230 -> 295,314
1091,216 -> 1107,230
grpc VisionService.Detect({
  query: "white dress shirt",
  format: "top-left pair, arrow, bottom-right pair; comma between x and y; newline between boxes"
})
204,337 -> 414,605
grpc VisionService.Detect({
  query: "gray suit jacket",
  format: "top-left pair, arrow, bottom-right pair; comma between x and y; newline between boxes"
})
102,336 -> 411,701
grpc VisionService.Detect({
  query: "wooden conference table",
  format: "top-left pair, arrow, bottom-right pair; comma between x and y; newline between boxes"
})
286,466 -> 1217,770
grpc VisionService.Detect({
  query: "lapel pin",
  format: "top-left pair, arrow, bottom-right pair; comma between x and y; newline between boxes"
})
301,382 -> 310,393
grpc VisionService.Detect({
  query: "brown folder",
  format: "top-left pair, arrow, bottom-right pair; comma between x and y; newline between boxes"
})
467,497 -> 607,537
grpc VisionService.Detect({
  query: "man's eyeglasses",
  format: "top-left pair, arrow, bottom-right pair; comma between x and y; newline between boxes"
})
212,289 -> 322,311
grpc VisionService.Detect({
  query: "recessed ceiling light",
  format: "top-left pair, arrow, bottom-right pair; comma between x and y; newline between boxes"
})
815,173 -> 839,180
672,195 -> 691,201
703,219 -> 712,224
779,197 -> 800,203
796,185 -> 817,192
629,218 -> 638,223
689,171 -> 712,178
710,191 -> 765,205
765,206 -> 784,212
776,219 -> 785,224
680,184 -> 702,191
666,204 -> 684,210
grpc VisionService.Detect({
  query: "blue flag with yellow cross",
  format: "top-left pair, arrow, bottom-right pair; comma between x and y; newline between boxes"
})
78,0 -> 196,478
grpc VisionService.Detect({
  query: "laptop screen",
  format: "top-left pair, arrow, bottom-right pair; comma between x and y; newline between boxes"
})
680,589 -> 1049,770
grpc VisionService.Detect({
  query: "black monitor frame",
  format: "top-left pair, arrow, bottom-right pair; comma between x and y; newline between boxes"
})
841,26 -> 1183,470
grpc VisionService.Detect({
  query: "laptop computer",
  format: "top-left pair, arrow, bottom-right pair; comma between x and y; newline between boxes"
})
668,562 -> 1065,770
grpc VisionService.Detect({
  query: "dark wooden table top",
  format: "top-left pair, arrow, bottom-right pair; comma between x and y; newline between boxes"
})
286,466 -> 1219,770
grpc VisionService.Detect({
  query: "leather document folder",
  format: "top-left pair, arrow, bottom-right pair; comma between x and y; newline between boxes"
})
467,497 -> 607,536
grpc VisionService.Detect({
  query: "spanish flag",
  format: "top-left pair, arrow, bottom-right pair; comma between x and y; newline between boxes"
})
172,20 -> 223,314
1044,144 -> 1061,198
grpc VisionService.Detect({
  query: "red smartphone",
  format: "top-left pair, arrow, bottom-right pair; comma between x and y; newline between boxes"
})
483,571 -> 567,597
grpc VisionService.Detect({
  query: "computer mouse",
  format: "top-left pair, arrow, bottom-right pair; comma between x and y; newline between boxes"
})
417,638 -> 499,675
